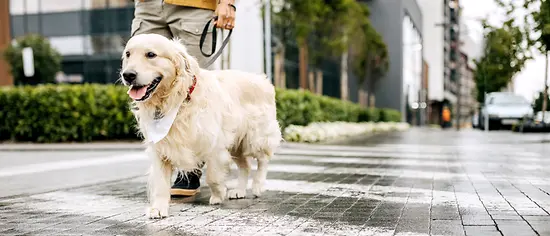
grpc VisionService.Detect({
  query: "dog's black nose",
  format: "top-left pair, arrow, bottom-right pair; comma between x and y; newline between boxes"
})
123,70 -> 137,83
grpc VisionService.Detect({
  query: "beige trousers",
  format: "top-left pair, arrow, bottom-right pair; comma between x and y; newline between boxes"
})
131,0 -> 215,69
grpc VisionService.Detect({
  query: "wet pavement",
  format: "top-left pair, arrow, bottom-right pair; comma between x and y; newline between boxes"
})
1,128 -> 550,235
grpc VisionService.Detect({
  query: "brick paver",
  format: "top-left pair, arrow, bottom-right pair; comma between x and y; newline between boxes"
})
1,129 -> 550,235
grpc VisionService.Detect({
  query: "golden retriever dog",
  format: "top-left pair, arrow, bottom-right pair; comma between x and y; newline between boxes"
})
120,34 -> 282,219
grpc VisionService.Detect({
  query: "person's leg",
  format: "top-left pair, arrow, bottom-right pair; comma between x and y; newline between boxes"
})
165,5 -> 215,69
163,4 -> 215,197
131,1 -> 172,39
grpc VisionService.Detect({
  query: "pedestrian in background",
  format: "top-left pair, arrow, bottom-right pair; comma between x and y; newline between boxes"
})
131,0 -> 236,197
442,106 -> 451,129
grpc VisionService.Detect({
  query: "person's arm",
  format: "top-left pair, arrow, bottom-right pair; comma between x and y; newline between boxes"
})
215,0 -> 236,30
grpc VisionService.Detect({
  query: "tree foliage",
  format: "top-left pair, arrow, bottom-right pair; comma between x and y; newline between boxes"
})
275,0 -> 326,45
3,34 -> 62,85
272,0 -> 389,90
347,3 -> 389,87
473,2 -> 532,103
308,0 -> 352,67
533,90 -> 550,112
524,0 -> 550,51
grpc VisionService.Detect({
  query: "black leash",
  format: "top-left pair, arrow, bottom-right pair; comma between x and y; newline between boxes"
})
199,16 -> 233,68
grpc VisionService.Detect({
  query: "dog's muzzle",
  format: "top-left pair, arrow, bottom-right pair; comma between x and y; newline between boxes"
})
126,76 -> 163,102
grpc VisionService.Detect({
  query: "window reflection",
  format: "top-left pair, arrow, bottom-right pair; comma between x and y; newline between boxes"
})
49,35 -> 128,56
90,35 -> 128,55
10,0 -> 132,15
402,15 -> 423,105
402,14 -> 423,123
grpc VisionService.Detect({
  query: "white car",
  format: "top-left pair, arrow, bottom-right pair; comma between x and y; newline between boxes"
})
480,92 -> 534,130
535,111 -> 550,123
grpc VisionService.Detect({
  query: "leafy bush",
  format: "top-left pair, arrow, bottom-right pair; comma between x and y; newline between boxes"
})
0,84 -> 135,142
358,108 -> 380,122
3,34 -> 62,85
379,109 -> 402,123
0,85 -> 402,142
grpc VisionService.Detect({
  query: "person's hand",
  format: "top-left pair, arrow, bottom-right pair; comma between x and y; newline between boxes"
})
215,0 -> 236,30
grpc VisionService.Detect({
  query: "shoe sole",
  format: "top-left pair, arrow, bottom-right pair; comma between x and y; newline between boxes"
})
170,188 -> 200,196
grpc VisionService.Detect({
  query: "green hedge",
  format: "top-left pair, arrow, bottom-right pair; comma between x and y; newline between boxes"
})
0,85 -> 402,142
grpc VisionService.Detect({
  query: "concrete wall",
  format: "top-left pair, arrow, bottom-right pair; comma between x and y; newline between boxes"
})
364,0 -> 423,117
223,0 -> 264,75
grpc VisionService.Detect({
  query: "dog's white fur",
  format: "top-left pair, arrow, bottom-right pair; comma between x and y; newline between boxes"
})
121,34 -> 282,219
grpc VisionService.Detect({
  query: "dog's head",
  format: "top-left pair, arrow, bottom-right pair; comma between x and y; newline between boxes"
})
121,34 -> 200,103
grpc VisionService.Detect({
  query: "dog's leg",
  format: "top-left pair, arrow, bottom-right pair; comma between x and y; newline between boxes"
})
228,156 -> 250,199
252,156 -> 269,197
206,150 -> 231,204
146,149 -> 173,219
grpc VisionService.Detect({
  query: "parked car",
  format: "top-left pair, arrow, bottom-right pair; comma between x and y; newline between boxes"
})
513,111 -> 550,133
479,92 -> 534,130
535,111 -> 550,123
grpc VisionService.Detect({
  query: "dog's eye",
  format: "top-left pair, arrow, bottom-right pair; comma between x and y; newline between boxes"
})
125,51 -> 130,58
146,52 -> 157,59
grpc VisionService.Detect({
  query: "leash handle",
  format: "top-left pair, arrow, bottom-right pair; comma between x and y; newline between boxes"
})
199,16 -> 233,67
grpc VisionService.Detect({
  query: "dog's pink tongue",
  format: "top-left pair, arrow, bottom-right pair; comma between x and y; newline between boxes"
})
128,86 -> 148,100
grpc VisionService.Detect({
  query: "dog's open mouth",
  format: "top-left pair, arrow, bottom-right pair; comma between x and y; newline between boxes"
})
127,77 -> 162,101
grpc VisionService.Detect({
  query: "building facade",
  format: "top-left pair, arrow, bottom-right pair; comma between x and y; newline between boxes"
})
458,21 -> 482,128
362,0 -> 424,123
459,51 -> 477,127
9,0 -> 136,83
417,0 -> 462,126
418,0 -> 444,125
8,0 -> 265,84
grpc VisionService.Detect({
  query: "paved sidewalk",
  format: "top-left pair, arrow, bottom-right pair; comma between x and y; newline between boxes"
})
1,129 -> 550,235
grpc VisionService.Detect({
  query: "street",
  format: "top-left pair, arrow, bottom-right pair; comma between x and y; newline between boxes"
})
1,129 -> 550,235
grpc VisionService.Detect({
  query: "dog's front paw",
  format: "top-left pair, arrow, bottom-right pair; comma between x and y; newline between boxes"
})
146,207 -> 168,219
252,184 -> 264,198
228,189 -> 246,199
209,195 -> 225,205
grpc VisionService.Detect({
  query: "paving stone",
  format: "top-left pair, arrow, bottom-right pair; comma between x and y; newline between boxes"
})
464,225 -> 501,236
461,215 -> 495,226
431,220 -> 465,236
394,218 -> 430,235
529,221 -> 550,235
2,130 -> 550,235
496,220 -> 538,236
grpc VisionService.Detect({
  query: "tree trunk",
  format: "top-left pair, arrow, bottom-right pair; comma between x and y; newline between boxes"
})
364,55 -> 374,107
340,50 -> 349,100
281,48 -> 286,89
369,94 -> 376,108
274,51 -> 283,88
298,42 -> 308,90
315,69 -> 323,95
308,70 -> 315,92
543,51 -> 549,123
359,89 -> 367,107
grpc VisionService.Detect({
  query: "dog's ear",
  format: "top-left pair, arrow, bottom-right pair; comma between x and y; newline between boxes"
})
170,38 -> 201,77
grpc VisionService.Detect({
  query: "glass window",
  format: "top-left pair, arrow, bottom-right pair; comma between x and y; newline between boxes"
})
108,0 -> 132,8
49,36 -> 88,55
490,94 -> 529,105
86,0 -> 108,9
40,0 -> 85,13
90,35 -> 127,55
41,12 -> 84,37
9,0 -> 24,15
402,14 -> 423,108
9,0 -> 39,15
48,34 -> 128,56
